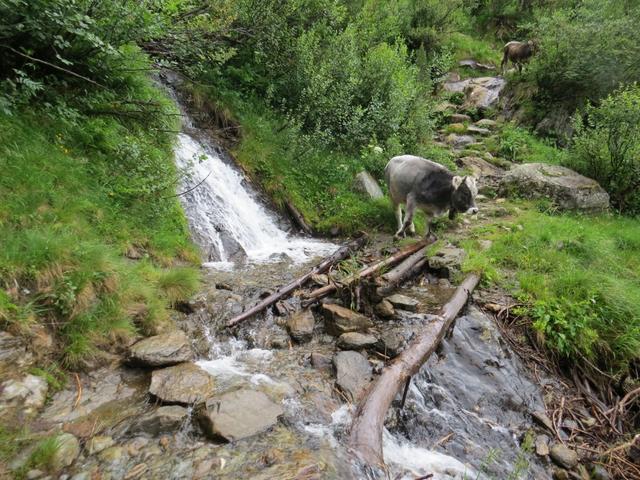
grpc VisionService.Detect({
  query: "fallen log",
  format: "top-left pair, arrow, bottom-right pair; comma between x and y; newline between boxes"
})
348,273 -> 481,467
225,234 -> 368,328
303,240 -> 429,305
285,200 -> 313,235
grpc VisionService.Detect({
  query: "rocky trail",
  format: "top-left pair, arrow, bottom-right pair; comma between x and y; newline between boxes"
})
0,69 -> 618,480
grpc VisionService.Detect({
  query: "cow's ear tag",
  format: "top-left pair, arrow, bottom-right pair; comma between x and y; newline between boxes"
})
452,176 -> 464,189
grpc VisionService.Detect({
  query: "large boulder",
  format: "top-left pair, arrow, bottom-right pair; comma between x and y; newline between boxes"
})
321,304 -> 372,336
500,163 -> 610,212
198,389 -> 283,442
333,351 -> 373,402
149,363 -> 215,405
128,330 -> 193,367
353,171 -> 384,200
444,76 -> 506,109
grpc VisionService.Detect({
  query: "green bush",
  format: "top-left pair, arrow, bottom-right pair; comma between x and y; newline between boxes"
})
567,84 -> 640,214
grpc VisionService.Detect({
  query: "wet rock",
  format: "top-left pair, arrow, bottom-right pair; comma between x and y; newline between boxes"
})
321,304 -> 372,336
532,410 -> 554,432
429,246 -> 466,277
86,435 -> 114,455
269,331 -> 291,349
448,113 -> 471,123
385,294 -> 419,312
286,309 -> 315,343
51,433 -> 80,470
337,332 -> 378,350
149,363 -> 214,404
377,330 -> 404,358
353,171 -> 384,200
591,465 -> 611,480
310,353 -> 332,373
375,299 -> 395,318
550,443 -> 579,469
0,374 -> 48,415
199,389 -> 283,441
553,469 -> 570,480
475,119 -> 497,128
310,274 -> 329,286
333,351 -> 373,402
128,330 -> 193,367
446,133 -> 476,149
500,163 -> 610,212
132,405 -> 189,435
535,434 -> 550,456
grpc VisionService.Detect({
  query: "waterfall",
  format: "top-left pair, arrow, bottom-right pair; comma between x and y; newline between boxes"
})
173,131 -> 335,269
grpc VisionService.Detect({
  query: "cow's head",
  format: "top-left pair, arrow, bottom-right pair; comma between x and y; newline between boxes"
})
450,175 -> 479,218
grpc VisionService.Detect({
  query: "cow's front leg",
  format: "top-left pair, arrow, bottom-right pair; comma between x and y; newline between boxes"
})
395,195 -> 416,240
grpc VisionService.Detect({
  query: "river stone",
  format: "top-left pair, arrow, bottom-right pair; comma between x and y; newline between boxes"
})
552,469 -> 570,480
535,434 -> 550,456
353,171 -> 384,200
375,299 -> 395,319
475,118 -> 497,128
549,443 -> 579,469
51,433 -> 80,470
385,294 -> 420,312
429,246 -> 466,277
333,351 -> 373,402
310,353 -> 333,372
448,113 -> 471,123
321,304 -> 372,336
500,163 -> 610,212
132,405 -> 189,435
86,435 -> 114,455
532,410 -> 554,431
591,465 -> 611,480
286,309 -> 315,343
198,389 -> 283,442
378,330 -> 404,358
0,374 -> 48,415
149,363 -> 214,404
337,332 -> 378,350
128,330 -> 193,367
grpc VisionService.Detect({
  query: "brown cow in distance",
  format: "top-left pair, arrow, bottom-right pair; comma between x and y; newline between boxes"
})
501,40 -> 537,74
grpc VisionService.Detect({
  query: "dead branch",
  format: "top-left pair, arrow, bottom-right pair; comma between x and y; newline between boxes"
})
348,273 -> 480,467
304,240 -> 430,305
225,235 -> 368,328
285,200 -> 313,235
377,244 -> 432,296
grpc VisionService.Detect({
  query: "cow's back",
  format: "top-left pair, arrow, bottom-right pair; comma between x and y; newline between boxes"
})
385,155 -> 447,204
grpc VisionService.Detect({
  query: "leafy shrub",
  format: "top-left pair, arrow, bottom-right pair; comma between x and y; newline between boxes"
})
567,84 -> 640,214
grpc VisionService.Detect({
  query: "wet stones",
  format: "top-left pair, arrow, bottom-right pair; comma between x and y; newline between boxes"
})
333,351 -> 372,402
429,246 -> 466,278
336,332 -> 378,350
549,443 -> 579,469
0,373 -> 48,416
128,330 -> 193,367
375,299 -> 395,318
131,405 -> 189,435
51,433 -> 81,471
321,304 -> 372,336
149,363 -> 214,405
286,309 -> 315,343
385,294 -> 419,312
310,353 -> 333,373
198,389 -> 283,442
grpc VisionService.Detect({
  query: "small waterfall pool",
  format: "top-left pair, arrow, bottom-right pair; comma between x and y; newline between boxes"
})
173,131 -> 336,270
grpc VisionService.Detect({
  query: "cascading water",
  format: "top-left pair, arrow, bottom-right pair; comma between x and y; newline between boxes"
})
173,131 -> 335,269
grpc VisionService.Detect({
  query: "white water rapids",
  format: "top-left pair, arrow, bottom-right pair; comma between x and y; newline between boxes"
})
174,132 -> 335,269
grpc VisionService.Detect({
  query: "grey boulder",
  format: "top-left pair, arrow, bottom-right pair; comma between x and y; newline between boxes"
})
333,351 -> 373,402
128,330 -> 193,367
149,363 -> 214,404
199,389 -> 283,442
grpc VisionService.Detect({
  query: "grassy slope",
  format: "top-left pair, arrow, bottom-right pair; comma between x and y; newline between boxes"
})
0,78 -> 199,368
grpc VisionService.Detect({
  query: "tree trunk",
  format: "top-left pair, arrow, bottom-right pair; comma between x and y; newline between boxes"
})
225,234 -> 368,328
348,274 -> 481,467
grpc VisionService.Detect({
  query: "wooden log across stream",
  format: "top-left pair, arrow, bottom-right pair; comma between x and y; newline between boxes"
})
225,234 -> 368,328
348,273 -> 481,467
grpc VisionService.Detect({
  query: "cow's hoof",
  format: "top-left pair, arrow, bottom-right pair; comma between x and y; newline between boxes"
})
426,232 -> 438,242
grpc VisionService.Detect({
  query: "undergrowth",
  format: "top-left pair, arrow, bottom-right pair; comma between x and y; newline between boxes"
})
462,204 -> 640,375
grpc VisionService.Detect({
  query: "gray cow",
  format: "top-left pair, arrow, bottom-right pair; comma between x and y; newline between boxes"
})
385,155 -> 479,239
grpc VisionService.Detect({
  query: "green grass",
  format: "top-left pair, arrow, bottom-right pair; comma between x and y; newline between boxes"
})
445,32 -> 502,67
462,205 -> 640,374
0,72 -> 200,367
488,124 -> 566,164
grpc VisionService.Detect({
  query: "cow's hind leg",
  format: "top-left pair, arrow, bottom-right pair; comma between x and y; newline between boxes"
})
394,203 -> 403,234
395,195 -> 416,240
425,215 -> 438,242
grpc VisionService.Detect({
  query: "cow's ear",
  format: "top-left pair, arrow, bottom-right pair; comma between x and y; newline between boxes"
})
452,176 -> 464,189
